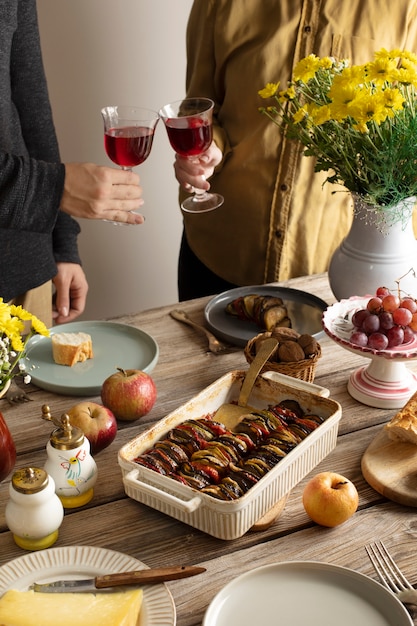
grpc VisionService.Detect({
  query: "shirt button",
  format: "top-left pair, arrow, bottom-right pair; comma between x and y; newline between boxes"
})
280,183 -> 288,191
275,229 -> 282,239
304,25 -> 311,33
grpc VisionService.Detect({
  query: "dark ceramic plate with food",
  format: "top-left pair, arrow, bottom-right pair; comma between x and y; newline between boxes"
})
205,285 -> 327,347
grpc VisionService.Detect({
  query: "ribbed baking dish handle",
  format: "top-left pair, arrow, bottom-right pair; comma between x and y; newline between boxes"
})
124,469 -> 202,513
261,371 -> 330,397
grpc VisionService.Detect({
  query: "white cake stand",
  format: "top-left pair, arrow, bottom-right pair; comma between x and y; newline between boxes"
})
322,297 -> 417,409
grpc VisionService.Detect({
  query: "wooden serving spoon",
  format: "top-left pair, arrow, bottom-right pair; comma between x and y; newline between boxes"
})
214,337 -> 278,430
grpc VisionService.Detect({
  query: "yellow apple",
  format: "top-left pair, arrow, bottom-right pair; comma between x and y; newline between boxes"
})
302,471 -> 359,527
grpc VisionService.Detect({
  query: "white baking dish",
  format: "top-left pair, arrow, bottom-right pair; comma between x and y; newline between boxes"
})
118,371 -> 342,540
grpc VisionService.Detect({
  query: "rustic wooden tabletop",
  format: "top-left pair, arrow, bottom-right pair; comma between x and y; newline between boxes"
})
1,272 -> 416,625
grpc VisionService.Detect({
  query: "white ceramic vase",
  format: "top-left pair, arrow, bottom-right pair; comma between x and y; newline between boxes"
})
328,195 -> 417,300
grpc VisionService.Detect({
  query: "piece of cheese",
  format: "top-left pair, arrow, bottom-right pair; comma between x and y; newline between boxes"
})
0,588 -> 143,626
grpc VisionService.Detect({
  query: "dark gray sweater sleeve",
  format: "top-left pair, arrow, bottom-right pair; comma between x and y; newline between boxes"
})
0,0 -> 82,299
0,0 -> 80,261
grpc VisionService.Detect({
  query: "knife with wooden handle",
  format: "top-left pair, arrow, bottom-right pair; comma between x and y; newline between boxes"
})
31,566 -> 206,592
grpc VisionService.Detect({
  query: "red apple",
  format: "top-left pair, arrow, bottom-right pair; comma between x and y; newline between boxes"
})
302,471 -> 359,527
66,401 -> 117,455
0,411 -> 16,481
101,368 -> 157,421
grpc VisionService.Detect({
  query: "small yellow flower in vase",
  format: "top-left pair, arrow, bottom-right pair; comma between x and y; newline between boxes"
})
0,298 -> 49,394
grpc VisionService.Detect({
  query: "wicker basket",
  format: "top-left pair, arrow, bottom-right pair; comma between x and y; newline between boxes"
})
244,332 -> 321,383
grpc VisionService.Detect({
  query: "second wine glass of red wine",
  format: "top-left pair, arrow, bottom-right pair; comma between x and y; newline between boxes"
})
159,97 -> 224,213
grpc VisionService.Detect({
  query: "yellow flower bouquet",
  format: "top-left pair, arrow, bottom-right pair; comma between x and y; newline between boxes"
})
258,48 -> 417,226
0,299 -> 49,392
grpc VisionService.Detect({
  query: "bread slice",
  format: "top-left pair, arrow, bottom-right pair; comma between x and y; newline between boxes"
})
385,391 -> 417,444
52,332 -> 93,367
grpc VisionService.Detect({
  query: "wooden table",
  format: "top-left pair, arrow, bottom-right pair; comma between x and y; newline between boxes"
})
1,272 -> 417,625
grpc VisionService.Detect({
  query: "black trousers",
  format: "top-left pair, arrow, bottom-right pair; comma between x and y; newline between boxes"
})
178,231 -> 238,301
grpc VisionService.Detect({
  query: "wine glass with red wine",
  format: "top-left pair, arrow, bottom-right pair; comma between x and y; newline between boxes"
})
101,105 -> 159,223
101,105 -> 159,170
159,98 -> 224,213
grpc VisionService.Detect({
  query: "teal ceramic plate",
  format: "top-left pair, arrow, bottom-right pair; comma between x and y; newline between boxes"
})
24,321 -> 159,396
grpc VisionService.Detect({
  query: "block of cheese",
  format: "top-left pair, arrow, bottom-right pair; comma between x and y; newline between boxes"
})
385,390 -> 417,444
52,332 -> 93,367
0,588 -> 143,626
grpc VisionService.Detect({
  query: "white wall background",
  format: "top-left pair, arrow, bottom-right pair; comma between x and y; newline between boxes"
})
37,0 -> 193,320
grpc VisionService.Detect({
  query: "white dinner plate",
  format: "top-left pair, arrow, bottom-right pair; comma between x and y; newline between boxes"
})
0,545 -> 176,626
203,561 -> 412,626
205,285 -> 327,347
24,321 -> 159,396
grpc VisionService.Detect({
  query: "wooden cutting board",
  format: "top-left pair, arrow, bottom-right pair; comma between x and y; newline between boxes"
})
361,428 -> 417,507
250,494 -> 289,531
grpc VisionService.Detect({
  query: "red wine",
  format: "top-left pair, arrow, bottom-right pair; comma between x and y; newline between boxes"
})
104,126 -> 155,167
165,117 -> 211,157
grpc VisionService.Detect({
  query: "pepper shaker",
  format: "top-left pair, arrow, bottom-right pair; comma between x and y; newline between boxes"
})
42,405 -> 98,509
5,467 -> 64,551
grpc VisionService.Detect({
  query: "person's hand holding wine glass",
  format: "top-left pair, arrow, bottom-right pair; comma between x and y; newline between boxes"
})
159,98 -> 224,213
101,105 -> 159,224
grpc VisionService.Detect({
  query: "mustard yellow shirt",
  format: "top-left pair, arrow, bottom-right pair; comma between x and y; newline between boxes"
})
181,0 -> 417,285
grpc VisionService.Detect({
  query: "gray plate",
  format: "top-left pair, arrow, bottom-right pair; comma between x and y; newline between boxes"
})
24,321 -> 159,396
204,285 -> 328,347
203,561 -> 413,626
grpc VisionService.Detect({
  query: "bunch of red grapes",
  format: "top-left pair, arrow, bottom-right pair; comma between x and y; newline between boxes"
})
350,286 -> 417,350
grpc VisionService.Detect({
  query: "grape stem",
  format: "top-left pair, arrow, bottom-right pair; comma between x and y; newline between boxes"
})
394,267 -> 417,298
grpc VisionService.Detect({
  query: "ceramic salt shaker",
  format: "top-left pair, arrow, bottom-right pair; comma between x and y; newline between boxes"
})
5,467 -> 64,551
42,405 -> 98,509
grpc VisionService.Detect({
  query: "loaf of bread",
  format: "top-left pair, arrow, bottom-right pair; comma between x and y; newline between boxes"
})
385,391 -> 417,444
52,332 -> 93,367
